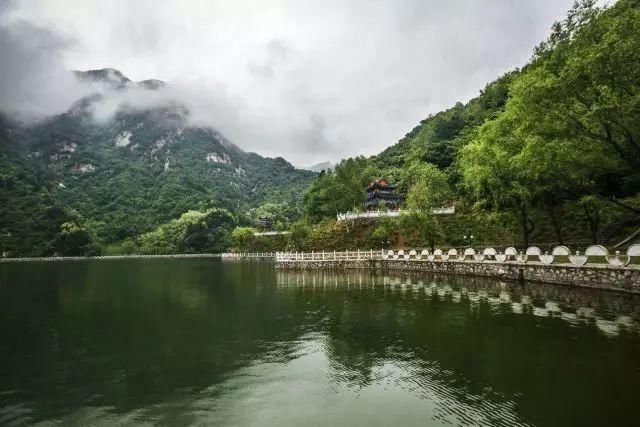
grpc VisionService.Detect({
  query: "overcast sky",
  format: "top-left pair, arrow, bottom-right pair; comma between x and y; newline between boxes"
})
1,0 -> 577,166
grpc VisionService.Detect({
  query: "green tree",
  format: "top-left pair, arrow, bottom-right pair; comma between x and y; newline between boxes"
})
367,217 -> 396,248
56,222 -> 98,256
303,156 -> 375,221
399,211 -> 443,250
512,0 -> 640,188
460,111 -> 538,247
230,227 -> 256,252
289,220 -> 311,251
404,163 -> 453,211
139,208 -> 234,254
579,195 -> 605,244
246,203 -> 291,230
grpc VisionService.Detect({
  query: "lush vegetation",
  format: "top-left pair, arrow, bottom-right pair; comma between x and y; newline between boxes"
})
233,0 -> 640,252
106,208 -> 236,255
461,0 -> 640,247
0,88 -> 315,256
2,0 -> 640,256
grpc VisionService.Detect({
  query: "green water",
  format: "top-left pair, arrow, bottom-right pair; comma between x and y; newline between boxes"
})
1,260 -> 640,426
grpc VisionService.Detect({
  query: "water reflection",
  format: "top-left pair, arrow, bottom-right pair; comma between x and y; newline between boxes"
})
0,260 -> 639,426
275,269 -> 640,426
277,270 -> 640,337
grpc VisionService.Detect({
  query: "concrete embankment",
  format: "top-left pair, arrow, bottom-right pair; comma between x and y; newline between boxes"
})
0,252 -> 276,263
275,259 -> 640,294
0,254 -> 220,263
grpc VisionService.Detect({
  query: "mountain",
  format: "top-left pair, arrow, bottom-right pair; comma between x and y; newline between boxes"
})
73,68 -> 132,88
373,71 -> 515,173
0,69 -> 315,256
298,0 -> 640,251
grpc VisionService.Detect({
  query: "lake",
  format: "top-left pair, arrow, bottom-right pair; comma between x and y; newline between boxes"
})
1,259 -> 639,426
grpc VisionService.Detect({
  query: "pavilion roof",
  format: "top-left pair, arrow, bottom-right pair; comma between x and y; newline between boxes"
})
366,178 -> 397,191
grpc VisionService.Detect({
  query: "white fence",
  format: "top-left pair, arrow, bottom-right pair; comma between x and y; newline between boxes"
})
276,250 -> 384,262
221,252 -> 276,260
336,206 -> 455,221
276,244 -> 640,267
253,231 -> 291,236
337,210 -> 402,221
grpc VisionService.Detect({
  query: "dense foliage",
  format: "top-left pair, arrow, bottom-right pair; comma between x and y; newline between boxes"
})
3,0 -> 640,256
267,0 -> 640,252
460,0 -> 640,246
0,77 -> 315,256
136,208 -> 235,254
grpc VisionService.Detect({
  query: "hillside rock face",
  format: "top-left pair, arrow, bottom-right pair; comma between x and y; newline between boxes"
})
0,69 -> 315,253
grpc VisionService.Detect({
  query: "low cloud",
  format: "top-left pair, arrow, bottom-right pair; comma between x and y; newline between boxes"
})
0,18 -> 88,120
1,0 -> 577,165
0,14 -> 339,164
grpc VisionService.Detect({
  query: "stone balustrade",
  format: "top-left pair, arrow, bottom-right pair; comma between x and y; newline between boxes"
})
276,244 -> 640,267
336,206 -> 455,222
221,252 -> 276,260
274,244 -> 640,293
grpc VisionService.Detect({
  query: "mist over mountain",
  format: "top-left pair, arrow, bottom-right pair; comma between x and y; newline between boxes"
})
2,0 -> 637,258
1,0 -> 579,164
0,68 -> 315,256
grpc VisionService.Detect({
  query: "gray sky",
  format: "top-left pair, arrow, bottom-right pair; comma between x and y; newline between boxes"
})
2,0 -> 577,166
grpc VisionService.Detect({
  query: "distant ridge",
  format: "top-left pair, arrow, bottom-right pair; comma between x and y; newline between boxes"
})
0,67 -> 316,256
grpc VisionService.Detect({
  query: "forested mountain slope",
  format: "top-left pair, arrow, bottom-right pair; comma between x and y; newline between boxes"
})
0,70 -> 315,256
374,71 -> 515,173
294,0 -> 640,251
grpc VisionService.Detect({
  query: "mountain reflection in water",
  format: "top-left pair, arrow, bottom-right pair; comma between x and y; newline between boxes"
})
0,259 -> 639,426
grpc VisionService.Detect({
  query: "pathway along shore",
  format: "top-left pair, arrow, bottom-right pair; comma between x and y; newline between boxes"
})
271,249 -> 640,294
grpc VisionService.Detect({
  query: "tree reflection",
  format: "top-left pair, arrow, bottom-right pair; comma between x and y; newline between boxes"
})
1,262 -> 640,426
0,260 -> 309,424
278,269 -> 640,427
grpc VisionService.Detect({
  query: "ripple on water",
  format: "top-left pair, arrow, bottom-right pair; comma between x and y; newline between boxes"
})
2,262 -> 640,426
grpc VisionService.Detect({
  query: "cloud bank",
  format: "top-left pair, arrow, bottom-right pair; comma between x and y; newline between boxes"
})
0,18 -> 86,119
1,0 -> 576,165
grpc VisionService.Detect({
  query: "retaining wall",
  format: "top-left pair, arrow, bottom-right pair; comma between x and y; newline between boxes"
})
275,259 -> 640,293
0,253 -> 220,263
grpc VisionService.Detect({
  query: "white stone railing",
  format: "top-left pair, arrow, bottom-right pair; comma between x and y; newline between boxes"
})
337,210 -> 402,221
253,231 -> 291,236
276,244 -> 640,267
276,250 -> 383,262
221,252 -> 276,260
336,206 -> 455,221
432,206 -> 456,215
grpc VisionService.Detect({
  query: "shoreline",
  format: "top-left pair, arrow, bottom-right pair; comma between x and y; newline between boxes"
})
275,258 -> 640,294
0,252 -> 278,263
0,253 -> 221,263
4,252 -> 639,295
